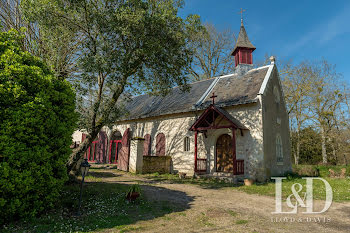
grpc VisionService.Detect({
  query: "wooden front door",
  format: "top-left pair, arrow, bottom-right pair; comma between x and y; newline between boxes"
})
216,134 -> 233,172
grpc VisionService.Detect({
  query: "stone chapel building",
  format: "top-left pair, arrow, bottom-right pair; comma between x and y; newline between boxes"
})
74,19 -> 292,181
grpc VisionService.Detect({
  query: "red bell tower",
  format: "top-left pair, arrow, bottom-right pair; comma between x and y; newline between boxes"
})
231,15 -> 256,67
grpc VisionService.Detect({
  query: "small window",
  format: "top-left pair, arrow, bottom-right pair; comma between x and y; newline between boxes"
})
184,137 -> 190,152
276,134 -> 283,164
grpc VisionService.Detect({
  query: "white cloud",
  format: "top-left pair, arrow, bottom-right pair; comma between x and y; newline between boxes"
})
283,4 -> 350,56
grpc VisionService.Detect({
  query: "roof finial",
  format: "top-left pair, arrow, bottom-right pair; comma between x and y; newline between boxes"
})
238,8 -> 246,26
270,56 -> 276,65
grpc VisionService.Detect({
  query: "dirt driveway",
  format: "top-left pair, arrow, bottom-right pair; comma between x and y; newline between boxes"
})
97,170 -> 350,233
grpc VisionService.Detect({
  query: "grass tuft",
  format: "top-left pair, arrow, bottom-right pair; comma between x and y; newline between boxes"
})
236,219 -> 248,224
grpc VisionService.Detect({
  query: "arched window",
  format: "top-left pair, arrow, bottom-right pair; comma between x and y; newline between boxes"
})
184,136 -> 190,152
156,133 -> 166,156
143,134 -> 151,156
276,134 -> 283,163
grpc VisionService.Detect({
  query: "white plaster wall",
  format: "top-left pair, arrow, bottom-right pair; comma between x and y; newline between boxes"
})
112,101 -> 264,178
72,130 -> 83,143
113,113 -> 197,175
129,139 -> 144,173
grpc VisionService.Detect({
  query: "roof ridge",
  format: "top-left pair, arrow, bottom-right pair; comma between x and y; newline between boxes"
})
128,65 -> 269,100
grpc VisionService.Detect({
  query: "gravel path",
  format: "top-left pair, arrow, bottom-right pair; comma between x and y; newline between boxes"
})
96,170 -> 350,233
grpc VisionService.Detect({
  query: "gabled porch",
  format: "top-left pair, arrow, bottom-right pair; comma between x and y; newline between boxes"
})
189,97 -> 248,176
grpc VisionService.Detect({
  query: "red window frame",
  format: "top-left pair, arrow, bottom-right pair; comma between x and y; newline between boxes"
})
108,140 -> 122,164
85,140 -> 98,162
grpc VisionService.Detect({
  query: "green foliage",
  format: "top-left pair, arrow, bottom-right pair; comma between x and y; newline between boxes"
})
237,175 -> 350,202
22,1 -> 202,173
317,165 -> 350,177
126,184 -> 142,196
291,127 -> 339,165
0,30 -> 77,223
292,165 -> 320,177
291,127 -> 322,164
22,0 -> 201,129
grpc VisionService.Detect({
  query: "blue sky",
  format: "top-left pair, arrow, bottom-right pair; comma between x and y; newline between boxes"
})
179,0 -> 350,82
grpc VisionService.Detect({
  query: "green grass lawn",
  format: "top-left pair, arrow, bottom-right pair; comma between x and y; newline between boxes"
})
236,177 -> 350,202
139,170 -> 350,202
2,177 -> 185,233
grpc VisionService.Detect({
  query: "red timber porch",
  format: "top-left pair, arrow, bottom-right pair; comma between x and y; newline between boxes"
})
190,93 -> 248,175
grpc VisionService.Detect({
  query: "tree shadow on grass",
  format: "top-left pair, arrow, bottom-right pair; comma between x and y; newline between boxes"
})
141,175 -> 243,190
3,181 -> 194,233
88,171 -> 121,178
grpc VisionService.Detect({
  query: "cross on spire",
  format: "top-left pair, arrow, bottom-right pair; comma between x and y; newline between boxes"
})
210,92 -> 217,105
238,8 -> 246,26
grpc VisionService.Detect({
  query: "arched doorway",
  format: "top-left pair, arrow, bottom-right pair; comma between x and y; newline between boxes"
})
109,131 -> 122,164
216,134 -> 233,172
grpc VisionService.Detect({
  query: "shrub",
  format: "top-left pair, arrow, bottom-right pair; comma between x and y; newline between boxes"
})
317,165 -> 350,177
0,30 -> 77,224
292,165 -> 320,177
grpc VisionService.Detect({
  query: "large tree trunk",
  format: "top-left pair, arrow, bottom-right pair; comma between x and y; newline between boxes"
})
295,140 -> 300,165
320,127 -> 327,164
66,74 -> 129,177
66,128 -> 101,177
294,122 -> 301,165
343,154 -> 348,166
331,143 -> 337,164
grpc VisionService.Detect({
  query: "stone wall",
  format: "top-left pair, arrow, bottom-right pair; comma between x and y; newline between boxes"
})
142,156 -> 172,174
261,65 -> 292,178
108,102 -> 264,177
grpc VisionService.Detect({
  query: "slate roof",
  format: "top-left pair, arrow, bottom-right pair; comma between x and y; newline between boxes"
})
120,66 -> 270,121
201,67 -> 268,108
232,24 -> 256,54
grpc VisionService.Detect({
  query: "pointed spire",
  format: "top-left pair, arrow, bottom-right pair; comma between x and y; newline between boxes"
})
232,21 -> 256,55
232,13 -> 256,68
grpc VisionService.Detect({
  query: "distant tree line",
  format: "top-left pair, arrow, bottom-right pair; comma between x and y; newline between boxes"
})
281,60 -> 350,165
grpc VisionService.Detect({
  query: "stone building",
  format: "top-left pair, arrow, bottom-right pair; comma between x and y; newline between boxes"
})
74,20 -> 292,181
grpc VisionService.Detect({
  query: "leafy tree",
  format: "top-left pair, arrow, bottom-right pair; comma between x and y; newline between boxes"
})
0,30 -> 77,223
281,61 -> 314,164
0,0 -> 38,54
292,127 -> 322,164
0,0 -> 79,79
306,60 -> 343,164
280,59 -> 346,165
22,0 -> 201,175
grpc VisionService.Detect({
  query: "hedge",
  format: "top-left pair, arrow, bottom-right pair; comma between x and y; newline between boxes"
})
0,30 -> 77,224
